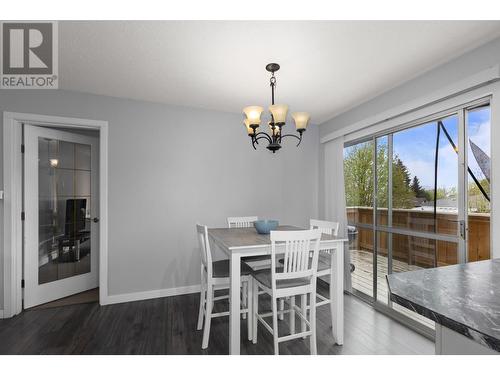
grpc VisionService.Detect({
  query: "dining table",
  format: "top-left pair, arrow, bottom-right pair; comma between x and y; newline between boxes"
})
208,224 -> 347,355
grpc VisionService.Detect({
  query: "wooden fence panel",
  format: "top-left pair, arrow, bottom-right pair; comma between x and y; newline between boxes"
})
347,207 -> 490,267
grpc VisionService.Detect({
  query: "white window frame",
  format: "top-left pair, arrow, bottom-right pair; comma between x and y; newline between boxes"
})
339,80 -> 500,260
340,82 -> 499,339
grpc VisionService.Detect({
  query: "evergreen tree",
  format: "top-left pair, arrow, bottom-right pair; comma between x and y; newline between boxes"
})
392,156 -> 414,208
395,158 -> 411,187
411,176 -> 426,198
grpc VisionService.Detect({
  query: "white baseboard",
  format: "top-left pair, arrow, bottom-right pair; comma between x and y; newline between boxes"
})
102,284 -> 201,305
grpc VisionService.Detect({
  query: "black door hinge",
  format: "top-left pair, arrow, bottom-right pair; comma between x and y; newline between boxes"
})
21,211 -> 25,221
21,144 -> 25,153
21,279 -> 25,288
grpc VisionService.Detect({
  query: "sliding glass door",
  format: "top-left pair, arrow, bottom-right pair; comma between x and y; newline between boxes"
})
344,139 -> 375,297
343,99 -> 491,330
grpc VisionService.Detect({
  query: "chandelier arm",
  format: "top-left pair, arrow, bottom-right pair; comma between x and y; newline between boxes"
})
254,132 -> 273,143
252,138 -> 258,150
279,133 -> 302,147
296,135 -> 302,147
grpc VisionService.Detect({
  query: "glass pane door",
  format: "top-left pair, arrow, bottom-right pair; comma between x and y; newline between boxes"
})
376,115 -> 461,323
344,139 -> 375,298
24,124 -> 98,309
38,138 -> 92,284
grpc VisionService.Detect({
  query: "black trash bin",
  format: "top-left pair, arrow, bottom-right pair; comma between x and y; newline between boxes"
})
347,225 -> 358,273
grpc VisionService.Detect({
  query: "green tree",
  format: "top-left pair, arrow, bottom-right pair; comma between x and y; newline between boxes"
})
344,142 -> 416,209
423,186 -> 457,202
411,176 -> 426,198
395,158 -> 411,187
344,142 -> 374,207
376,144 -> 389,208
392,156 -> 415,208
468,178 -> 490,213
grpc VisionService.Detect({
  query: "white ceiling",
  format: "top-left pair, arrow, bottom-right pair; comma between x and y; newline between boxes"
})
60,21 -> 500,124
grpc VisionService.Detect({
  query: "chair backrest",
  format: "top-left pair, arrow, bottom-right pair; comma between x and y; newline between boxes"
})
227,216 -> 258,228
270,229 -> 322,288
310,219 -> 340,236
196,224 -> 213,276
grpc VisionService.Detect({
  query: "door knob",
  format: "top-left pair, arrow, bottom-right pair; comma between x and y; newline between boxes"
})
92,217 -> 100,223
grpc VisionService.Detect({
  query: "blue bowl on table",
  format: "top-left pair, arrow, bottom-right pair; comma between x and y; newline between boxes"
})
253,219 -> 279,234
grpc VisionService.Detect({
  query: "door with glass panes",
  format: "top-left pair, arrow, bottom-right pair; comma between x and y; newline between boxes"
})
24,125 -> 99,308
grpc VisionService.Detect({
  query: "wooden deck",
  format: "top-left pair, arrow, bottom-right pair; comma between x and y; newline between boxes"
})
350,250 -> 434,329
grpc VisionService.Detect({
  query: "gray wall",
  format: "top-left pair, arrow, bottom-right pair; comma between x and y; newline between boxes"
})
318,36 -> 500,219
0,90 -> 319,308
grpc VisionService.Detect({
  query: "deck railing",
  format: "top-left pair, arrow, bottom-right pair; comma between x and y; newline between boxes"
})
347,207 -> 490,267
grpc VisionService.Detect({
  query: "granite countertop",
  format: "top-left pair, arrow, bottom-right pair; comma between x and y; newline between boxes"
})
386,259 -> 500,352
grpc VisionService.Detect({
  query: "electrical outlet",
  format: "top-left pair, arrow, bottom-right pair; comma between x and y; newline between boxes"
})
0,190 -> 4,200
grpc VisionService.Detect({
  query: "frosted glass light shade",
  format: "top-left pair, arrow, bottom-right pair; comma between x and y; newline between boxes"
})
269,104 -> 288,124
243,106 -> 264,125
292,112 -> 310,130
244,119 -> 255,135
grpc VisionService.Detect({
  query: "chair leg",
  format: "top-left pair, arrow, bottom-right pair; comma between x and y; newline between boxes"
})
201,284 -> 213,349
272,297 -> 279,355
301,294 -> 307,338
252,280 -> 258,344
289,296 -> 296,335
196,282 -> 206,330
310,291 -> 317,355
247,279 -> 253,341
242,281 -> 248,320
278,298 -> 285,320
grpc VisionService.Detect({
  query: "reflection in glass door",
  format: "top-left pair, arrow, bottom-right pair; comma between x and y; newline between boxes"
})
38,138 -> 92,284
343,99 -> 491,331
466,105 -> 491,262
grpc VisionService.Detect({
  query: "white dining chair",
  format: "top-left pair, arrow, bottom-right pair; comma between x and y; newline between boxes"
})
196,224 -> 254,349
227,216 -> 272,270
252,229 -> 322,355
227,216 -> 259,228
302,219 -> 340,335
227,216 -> 272,319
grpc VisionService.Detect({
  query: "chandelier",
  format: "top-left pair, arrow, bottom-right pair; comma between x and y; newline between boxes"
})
242,63 -> 310,153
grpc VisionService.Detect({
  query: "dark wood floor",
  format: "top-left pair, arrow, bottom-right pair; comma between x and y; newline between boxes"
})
0,283 -> 433,354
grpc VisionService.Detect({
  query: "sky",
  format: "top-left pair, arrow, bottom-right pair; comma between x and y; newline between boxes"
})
392,106 -> 490,190
343,106 -> 491,199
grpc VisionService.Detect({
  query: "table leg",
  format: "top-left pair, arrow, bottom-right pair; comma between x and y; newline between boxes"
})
229,253 -> 241,355
331,242 -> 344,345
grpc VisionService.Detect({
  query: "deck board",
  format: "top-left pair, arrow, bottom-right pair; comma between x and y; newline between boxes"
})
350,250 -> 434,329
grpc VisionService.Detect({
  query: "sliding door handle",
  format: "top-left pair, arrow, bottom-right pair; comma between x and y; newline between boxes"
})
447,219 -> 466,239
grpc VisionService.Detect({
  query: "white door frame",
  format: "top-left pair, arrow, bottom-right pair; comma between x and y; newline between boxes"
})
2,112 -> 109,318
